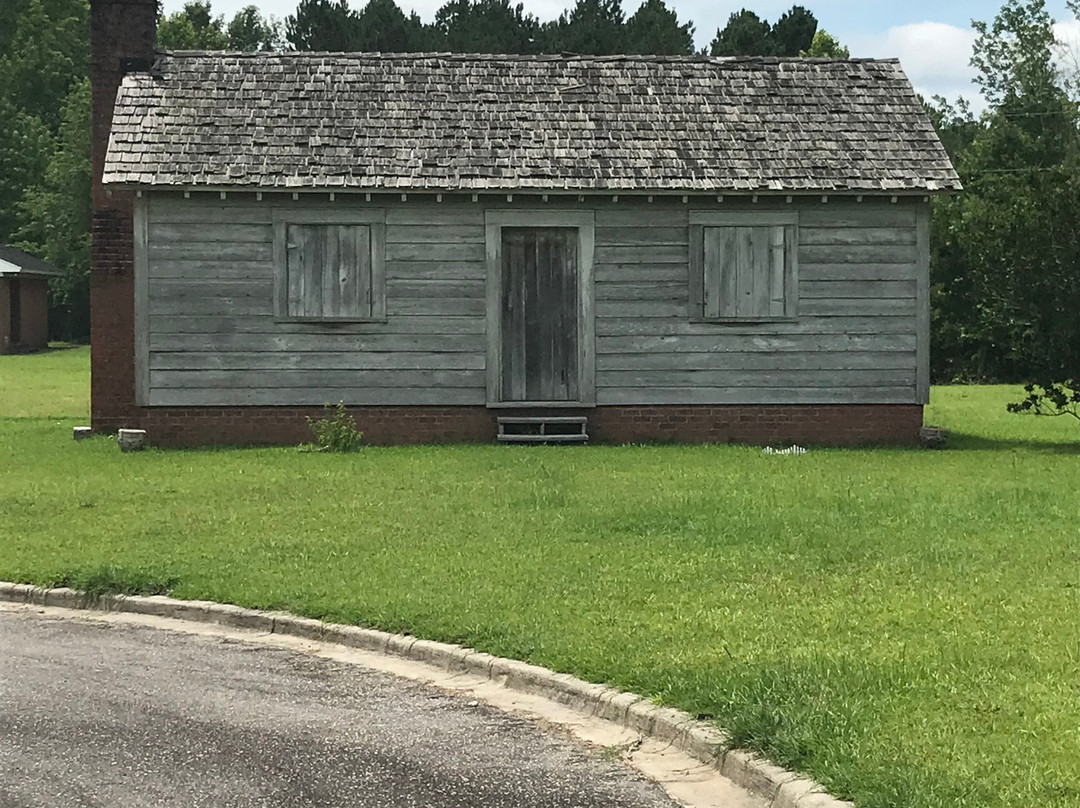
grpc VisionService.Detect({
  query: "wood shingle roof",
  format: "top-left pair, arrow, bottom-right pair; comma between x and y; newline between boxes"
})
103,52 -> 961,194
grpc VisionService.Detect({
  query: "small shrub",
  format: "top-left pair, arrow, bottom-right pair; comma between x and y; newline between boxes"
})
306,401 -> 364,452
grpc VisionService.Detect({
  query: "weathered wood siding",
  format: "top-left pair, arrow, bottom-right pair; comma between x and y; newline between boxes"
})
140,193 -> 928,407
593,201 -> 926,405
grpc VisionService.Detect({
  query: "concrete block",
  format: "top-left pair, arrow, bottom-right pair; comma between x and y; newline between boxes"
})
42,587 -> 83,609
919,425 -> 949,449
117,428 -> 147,451
273,615 -> 329,643
460,651 -> 499,677
204,603 -> 274,632
649,706 -> 693,744
0,582 -> 36,603
773,778 -> 819,808
118,595 -> 178,617
592,690 -> 642,724
796,791 -> 853,808
406,638 -> 459,668
682,724 -> 729,765
384,633 -> 418,657
625,700 -> 661,735
73,426 -> 92,440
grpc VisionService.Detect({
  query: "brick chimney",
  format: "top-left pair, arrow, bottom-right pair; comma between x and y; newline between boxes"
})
89,0 -> 156,432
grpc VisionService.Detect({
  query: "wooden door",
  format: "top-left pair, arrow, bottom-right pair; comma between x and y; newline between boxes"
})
500,227 -> 579,402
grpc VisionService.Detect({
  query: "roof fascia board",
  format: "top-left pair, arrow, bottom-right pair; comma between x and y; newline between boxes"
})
105,184 -> 942,199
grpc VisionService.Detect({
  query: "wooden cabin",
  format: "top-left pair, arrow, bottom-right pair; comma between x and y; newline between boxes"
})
90,0 -> 960,445
0,245 -> 61,354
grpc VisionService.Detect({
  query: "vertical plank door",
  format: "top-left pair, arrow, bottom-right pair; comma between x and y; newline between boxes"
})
500,227 -> 579,402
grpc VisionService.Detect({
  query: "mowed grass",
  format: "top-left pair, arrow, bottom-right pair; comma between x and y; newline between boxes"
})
1,349 -> 1077,808
0,343 -> 89,418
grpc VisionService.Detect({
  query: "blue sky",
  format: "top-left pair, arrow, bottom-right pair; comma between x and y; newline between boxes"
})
161,0 -> 1080,107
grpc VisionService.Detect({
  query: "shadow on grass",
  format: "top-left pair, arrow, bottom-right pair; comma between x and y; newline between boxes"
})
945,432 -> 1079,453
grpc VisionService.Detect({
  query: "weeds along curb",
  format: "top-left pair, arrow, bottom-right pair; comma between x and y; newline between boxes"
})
1,582 -> 852,808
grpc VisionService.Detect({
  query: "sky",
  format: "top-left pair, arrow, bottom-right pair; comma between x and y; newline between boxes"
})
161,0 -> 1080,109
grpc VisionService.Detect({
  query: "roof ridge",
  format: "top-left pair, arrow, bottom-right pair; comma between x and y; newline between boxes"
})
154,49 -> 899,66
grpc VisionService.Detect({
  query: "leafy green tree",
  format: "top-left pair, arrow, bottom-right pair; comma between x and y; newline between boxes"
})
623,0 -> 694,55
0,0 -> 90,338
432,0 -> 540,54
801,29 -> 849,57
709,9 -> 772,56
924,96 -> 981,382
0,102 -> 54,244
770,5 -> 817,56
542,0 -> 626,55
929,0 -> 1080,422
17,79 -> 92,340
226,6 -> 283,51
157,0 -> 229,49
286,0 -> 359,50
0,0 -> 88,130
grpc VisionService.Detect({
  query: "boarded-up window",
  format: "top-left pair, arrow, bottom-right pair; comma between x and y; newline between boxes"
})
690,213 -> 798,321
277,221 -> 385,321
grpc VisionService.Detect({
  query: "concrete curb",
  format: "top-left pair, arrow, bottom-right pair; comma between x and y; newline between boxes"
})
1,582 -> 852,808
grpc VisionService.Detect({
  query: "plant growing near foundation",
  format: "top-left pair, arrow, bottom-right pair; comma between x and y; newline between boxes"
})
306,401 -> 363,452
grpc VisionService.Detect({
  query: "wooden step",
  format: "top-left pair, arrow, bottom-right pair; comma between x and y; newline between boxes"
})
497,416 -> 588,444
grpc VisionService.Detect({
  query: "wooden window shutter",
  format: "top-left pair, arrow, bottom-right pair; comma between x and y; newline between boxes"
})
285,224 -> 373,320
695,224 -> 796,320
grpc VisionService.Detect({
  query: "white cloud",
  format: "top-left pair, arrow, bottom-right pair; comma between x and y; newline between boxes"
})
847,21 -> 979,107
1053,18 -> 1080,84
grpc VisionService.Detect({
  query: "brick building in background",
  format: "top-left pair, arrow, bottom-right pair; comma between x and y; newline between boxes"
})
0,245 -> 61,354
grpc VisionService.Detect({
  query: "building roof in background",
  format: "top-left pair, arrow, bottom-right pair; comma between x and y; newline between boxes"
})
103,52 -> 962,194
0,245 -> 62,278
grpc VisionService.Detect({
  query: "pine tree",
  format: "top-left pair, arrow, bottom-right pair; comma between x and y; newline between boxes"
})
542,0 -> 626,55
623,0 -> 694,56
286,0 -> 360,51
433,0 -> 540,54
770,5 -> 817,56
709,9 -> 772,57
353,0 -> 429,51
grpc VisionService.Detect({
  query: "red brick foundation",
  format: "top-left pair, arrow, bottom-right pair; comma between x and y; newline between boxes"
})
110,404 -> 923,448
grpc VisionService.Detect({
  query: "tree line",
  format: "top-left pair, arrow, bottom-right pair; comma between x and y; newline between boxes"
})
156,0 -> 846,59
927,0 -> 1079,418
0,0 -> 1074,420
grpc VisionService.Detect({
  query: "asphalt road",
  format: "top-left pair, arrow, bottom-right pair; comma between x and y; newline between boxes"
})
0,609 -> 679,808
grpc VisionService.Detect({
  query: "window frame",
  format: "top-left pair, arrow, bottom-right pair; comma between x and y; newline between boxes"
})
272,208 -> 387,323
688,210 -> 799,324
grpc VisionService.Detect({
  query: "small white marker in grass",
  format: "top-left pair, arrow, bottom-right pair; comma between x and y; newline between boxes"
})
762,445 -> 807,456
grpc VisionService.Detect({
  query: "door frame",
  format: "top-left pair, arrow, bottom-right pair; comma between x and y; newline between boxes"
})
484,209 -> 595,408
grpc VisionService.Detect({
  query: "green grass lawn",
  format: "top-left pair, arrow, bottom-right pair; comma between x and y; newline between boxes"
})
0,343 -> 89,418
1,347 -> 1077,808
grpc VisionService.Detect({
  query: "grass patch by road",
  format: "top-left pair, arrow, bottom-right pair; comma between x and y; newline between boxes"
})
1,351 -> 1077,808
